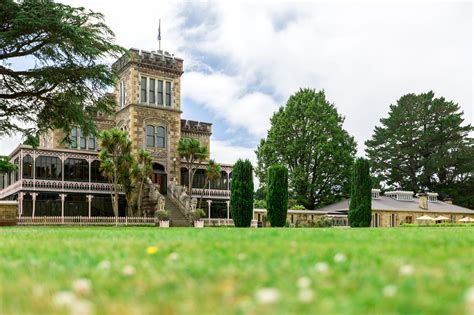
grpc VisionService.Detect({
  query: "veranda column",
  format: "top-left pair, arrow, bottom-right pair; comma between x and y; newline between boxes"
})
226,171 -> 230,190
31,192 -> 38,217
226,200 -> 230,222
86,195 -> 93,218
18,192 -> 24,217
207,199 -> 212,220
60,193 -> 67,223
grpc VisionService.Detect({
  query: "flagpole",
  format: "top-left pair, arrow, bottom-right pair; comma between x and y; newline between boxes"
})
158,19 -> 161,51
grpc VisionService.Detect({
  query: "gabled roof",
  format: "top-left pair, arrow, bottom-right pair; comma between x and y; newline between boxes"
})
316,196 -> 474,214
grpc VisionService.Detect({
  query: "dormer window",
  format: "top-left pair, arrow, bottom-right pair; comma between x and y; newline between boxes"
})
386,191 -> 414,201
372,189 -> 380,199
427,192 -> 438,202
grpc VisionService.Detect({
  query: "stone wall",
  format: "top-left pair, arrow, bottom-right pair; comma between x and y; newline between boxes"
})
0,201 -> 18,226
373,210 -> 474,227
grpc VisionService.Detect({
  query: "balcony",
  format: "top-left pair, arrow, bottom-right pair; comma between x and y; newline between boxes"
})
191,188 -> 230,199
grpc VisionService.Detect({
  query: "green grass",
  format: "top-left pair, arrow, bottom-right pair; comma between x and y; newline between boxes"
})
0,227 -> 473,315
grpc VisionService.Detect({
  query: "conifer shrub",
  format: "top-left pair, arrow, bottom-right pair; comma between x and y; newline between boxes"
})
230,159 -> 254,227
266,164 -> 288,227
348,158 -> 372,227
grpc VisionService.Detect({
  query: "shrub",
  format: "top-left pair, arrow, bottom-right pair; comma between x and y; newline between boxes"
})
253,199 -> 267,209
315,215 -> 334,227
155,210 -> 169,221
230,159 -> 254,227
191,208 -> 206,221
266,164 -> 288,227
291,205 -> 306,210
348,158 -> 372,227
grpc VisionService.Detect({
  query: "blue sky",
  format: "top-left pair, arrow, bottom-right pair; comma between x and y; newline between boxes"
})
1,0 -> 472,166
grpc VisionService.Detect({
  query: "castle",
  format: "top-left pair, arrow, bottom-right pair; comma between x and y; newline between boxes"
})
0,49 -> 232,221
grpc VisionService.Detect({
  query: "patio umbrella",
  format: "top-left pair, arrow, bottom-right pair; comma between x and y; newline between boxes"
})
416,215 -> 434,221
459,217 -> 474,223
433,216 -> 449,221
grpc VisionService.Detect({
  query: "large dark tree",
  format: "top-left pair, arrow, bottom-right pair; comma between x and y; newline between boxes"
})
230,159 -> 254,227
348,158 -> 372,227
365,91 -> 473,207
256,89 -> 357,209
266,164 -> 288,227
0,0 -> 124,139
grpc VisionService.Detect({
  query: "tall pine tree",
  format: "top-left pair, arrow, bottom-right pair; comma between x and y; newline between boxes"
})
230,159 -> 254,227
348,158 -> 372,227
365,91 -> 473,208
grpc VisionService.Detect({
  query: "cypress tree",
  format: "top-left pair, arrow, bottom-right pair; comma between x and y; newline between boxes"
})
267,164 -> 288,227
348,158 -> 372,227
230,159 -> 254,227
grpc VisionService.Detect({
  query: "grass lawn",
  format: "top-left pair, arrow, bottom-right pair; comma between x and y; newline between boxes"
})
0,227 -> 473,315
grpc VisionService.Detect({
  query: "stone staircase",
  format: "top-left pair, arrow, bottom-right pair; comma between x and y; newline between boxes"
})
165,195 -> 192,227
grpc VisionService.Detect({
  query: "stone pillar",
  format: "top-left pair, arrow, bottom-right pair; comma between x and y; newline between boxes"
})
226,172 -> 230,190
31,192 -> 38,217
207,199 -> 212,220
60,193 -> 67,223
226,200 -> 230,222
86,195 -> 93,218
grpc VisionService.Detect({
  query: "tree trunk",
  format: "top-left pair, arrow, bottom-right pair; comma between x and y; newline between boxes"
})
198,177 -> 209,209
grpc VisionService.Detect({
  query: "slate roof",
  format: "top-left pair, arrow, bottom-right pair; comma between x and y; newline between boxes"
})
316,196 -> 474,214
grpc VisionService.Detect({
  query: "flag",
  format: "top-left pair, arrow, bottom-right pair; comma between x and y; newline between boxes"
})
157,19 -> 161,41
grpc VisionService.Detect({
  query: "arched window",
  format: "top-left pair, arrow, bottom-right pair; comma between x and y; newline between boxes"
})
23,155 -> 33,179
146,125 -> 166,148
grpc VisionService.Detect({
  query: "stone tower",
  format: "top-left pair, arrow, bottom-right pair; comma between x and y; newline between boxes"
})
113,49 -> 184,193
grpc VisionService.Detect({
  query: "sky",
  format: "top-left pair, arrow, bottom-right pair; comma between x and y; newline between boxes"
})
1,0 -> 472,167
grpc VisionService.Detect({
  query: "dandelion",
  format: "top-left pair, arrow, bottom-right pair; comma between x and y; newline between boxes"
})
399,264 -> 414,276
146,246 -> 158,255
97,260 -> 110,270
168,252 -> 179,261
52,291 -> 75,307
298,289 -> 314,303
465,286 -> 474,315
334,253 -> 347,263
73,278 -> 91,297
314,262 -> 329,273
255,288 -> 280,305
297,277 -> 311,289
122,265 -> 135,276
383,285 -> 397,298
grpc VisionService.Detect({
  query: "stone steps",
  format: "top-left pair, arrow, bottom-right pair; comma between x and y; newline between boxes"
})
164,195 -> 192,227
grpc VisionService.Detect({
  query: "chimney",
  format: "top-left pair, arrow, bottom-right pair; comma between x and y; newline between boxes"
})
418,193 -> 428,210
444,198 -> 453,205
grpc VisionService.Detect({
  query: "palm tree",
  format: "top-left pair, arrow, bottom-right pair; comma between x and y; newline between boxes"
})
98,128 -> 133,217
178,138 -> 209,195
198,159 -> 221,208
131,148 -> 152,215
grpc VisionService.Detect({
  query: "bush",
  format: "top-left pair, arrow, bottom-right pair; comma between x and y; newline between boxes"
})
291,205 -> 306,210
266,164 -> 288,227
154,209 -> 169,221
230,159 -> 254,227
191,208 -> 206,221
348,158 -> 372,227
253,199 -> 267,209
315,215 -> 334,227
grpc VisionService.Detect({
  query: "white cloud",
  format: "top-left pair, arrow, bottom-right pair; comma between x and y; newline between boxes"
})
210,139 -> 256,165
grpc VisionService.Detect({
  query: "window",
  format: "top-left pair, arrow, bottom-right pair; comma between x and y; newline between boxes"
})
149,79 -> 155,104
145,125 -> 166,148
91,160 -> 107,182
23,155 -> 33,178
70,127 -> 96,151
146,125 -> 155,147
71,127 -> 78,148
140,76 -> 147,103
158,80 -> 163,105
156,126 -> 165,148
64,158 -> 88,181
165,81 -> 171,106
35,156 -> 61,179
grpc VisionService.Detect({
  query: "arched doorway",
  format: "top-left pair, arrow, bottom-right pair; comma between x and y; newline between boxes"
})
151,163 -> 167,195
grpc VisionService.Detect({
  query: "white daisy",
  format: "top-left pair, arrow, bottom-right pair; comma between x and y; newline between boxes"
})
72,278 -> 91,297
122,265 -> 135,276
334,253 -> 347,263
255,288 -> 280,305
298,289 -> 314,303
314,262 -> 329,273
297,276 -> 311,289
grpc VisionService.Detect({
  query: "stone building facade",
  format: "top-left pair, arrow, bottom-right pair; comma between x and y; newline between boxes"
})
0,49 -> 232,219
